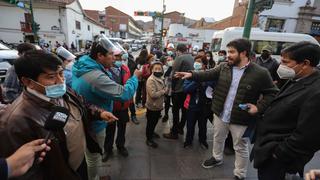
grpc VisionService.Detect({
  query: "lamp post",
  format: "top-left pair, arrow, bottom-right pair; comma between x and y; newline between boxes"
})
29,0 -> 38,43
159,0 -> 165,49
242,0 -> 255,39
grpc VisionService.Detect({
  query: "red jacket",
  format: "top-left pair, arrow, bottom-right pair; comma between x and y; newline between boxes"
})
113,65 -> 132,111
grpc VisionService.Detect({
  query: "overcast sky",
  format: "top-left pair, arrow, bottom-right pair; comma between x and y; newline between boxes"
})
79,0 -> 235,22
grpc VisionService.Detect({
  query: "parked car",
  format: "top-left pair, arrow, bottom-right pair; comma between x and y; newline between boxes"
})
0,42 -> 18,82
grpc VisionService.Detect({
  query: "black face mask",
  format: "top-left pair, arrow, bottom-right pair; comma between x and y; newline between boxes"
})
261,52 -> 270,60
153,72 -> 163,77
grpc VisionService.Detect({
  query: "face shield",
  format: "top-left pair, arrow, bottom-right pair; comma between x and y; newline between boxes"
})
95,34 -> 120,54
56,46 -> 76,61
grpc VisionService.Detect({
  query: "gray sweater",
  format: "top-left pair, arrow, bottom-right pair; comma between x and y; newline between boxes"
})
171,53 -> 194,93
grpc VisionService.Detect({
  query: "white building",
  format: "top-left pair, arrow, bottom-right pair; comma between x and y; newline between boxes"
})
165,24 -> 216,50
0,0 -> 109,50
259,0 -> 320,37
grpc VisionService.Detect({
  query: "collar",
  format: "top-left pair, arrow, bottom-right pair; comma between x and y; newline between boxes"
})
234,62 -> 250,70
26,87 -> 51,102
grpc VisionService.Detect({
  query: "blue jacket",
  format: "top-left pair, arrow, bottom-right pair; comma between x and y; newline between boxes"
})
72,55 -> 138,133
183,80 -> 215,111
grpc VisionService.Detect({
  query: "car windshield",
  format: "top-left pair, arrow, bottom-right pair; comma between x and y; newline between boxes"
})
0,43 -> 10,50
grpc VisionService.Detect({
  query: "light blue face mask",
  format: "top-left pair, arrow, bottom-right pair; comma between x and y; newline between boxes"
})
32,79 -> 66,98
45,83 -> 67,98
122,53 -> 129,60
114,60 -> 122,68
193,62 -> 202,71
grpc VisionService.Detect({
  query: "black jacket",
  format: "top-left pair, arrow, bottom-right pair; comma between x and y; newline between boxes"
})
253,71 -> 320,173
0,158 -> 7,180
192,62 -> 278,126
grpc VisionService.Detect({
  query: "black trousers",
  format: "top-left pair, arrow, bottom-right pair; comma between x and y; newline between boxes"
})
258,157 -> 287,180
129,101 -> 136,117
146,109 -> 161,141
104,109 -> 129,152
164,94 -> 171,116
171,92 -> 187,135
185,110 -> 207,144
135,81 -> 143,104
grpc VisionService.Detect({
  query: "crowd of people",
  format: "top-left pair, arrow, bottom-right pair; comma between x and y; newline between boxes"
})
0,35 -> 320,180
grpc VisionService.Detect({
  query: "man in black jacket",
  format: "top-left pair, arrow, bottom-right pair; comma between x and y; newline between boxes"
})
253,42 -> 320,180
175,39 -> 278,180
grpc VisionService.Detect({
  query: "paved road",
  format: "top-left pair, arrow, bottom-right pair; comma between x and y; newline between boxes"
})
102,108 -> 320,180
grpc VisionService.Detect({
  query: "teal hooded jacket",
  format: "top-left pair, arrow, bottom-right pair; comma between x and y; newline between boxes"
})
72,55 -> 138,133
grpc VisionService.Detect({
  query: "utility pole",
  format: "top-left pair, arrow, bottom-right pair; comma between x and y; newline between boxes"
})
29,0 -> 38,43
242,0 -> 255,39
159,0 -> 165,49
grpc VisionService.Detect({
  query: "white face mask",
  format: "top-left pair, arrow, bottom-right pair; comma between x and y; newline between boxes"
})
167,61 -> 173,67
277,64 -> 296,79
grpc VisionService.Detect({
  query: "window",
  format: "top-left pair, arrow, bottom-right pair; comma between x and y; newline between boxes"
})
211,38 -> 222,52
251,40 -> 294,56
310,22 -> 320,35
265,18 -> 285,32
75,21 -> 81,30
87,25 -> 90,31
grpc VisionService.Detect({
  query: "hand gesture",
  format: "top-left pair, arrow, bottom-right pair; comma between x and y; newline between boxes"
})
6,139 -> 51,178
100,111 -> 118,123
247,103 -> 258,115
134,69 -> 142,79
174,72 -> 192,79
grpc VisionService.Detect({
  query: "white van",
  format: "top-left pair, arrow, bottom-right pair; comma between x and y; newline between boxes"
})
211,27 -> 320,61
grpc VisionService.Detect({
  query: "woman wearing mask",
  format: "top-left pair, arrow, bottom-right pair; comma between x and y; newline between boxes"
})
183,55 -> 212,149
55,46 -> 76,87
145,61 -> 165,148
162,56 -> 174,122
205,51 -> 216,69
141,54 -> 155,108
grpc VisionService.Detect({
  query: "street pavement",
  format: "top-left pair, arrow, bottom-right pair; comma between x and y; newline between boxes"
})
102,107 -> 320,180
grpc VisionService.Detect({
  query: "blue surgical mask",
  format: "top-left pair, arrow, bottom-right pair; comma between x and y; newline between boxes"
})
31,79 -> 66,98
194,62 -> 202,70
114,61 -> 122,68
122,53 -> 129,60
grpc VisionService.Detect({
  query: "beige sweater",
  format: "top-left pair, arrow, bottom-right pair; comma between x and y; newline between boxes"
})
146,74 -> 165,111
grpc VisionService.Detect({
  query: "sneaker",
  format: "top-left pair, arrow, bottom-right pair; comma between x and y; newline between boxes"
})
163,133 -> 178,139
153,132 -> 160,139
199,141 -> 209,150
102,151 -> 113,162
117,146 -> 129,157
131,116 -> 139,125
146,140 -> 158,148
202,157 -> 222,169
162,115 -> 168,122
234,176 -> 245,180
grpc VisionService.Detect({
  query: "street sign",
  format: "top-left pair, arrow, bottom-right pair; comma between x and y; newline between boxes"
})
255,0 -> 274,12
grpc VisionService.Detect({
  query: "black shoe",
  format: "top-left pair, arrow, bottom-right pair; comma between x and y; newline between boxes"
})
224,146 -> 235,155
146,140 -> 158,148
202,157 -> 223,169
177,128 -> 184,135
162,115 -> 168,122
183,142 -> 192,149
102,151 -> 113,162
117,146 -> 129,157
131,116 -> 139,125
163,133 -> 178,139
153,132 -> 160,139
234,176 -> 245,180
200,141 -> 209,150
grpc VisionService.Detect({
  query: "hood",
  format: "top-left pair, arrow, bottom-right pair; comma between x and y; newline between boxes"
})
72,55 -> 106,77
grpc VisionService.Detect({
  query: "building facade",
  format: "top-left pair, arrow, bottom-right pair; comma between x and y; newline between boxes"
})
0,0 -> 108,50
104,6 -> 143,39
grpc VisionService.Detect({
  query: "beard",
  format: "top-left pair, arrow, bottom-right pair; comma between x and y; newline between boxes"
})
227,56 -> 241,66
